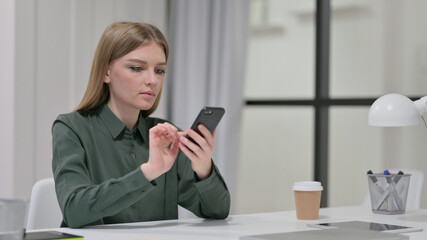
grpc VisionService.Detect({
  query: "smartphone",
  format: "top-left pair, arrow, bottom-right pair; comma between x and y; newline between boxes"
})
186,107 -> 225,144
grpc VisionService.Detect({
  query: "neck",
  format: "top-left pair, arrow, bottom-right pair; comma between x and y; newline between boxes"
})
107,101 -> 139,130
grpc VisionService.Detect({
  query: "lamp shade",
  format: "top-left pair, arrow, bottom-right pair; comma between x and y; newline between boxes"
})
368,93 -> 419,127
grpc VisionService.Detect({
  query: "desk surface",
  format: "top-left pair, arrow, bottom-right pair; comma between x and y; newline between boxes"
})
34,206 -> 427,240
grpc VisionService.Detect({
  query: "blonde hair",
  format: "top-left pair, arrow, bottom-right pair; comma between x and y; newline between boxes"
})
75,22 -> 169,116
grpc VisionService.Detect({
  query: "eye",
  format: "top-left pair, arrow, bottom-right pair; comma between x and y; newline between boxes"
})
129,66 -> 143,72
155,69 -> 166,75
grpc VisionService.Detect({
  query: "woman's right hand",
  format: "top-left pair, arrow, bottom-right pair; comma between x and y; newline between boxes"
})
140,122 -> 180,181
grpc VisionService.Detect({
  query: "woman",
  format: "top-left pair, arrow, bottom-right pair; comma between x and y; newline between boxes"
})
52,22 -> 230,228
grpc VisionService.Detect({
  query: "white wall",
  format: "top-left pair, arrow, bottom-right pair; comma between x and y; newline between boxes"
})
0,0 -> 15,198
6,0 -> 167,200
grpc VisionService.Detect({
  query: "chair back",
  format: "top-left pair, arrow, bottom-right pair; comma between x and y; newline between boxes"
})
27,178 -> 63,230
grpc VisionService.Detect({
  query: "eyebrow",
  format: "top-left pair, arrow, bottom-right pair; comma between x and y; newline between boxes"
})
126,58 -> 167,66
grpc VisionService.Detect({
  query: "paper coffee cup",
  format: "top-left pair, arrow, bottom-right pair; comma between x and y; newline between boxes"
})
293,181 -> 323,220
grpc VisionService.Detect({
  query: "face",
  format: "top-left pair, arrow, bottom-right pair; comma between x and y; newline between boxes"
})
104,42 -> 166,113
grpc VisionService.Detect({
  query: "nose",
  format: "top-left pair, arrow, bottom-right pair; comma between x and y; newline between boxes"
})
145,70 -> 157,86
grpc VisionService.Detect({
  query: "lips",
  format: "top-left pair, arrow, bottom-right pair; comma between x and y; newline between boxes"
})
140,90 -> 156,99
141,90 -> 155,96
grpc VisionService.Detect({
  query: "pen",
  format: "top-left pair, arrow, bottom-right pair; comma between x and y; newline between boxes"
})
393,170 -> 404,184
367,170 -> 385,195
394,171 -> 407,197
374,190 -> 390,210
384,170 -> 391,183
384,170 -> 402,210
367,170 -> 389,210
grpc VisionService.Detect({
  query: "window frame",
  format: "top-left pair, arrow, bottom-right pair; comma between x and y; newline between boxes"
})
245,0 -> 423,207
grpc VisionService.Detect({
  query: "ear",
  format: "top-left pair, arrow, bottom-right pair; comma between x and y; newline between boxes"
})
104,67 -> 111,84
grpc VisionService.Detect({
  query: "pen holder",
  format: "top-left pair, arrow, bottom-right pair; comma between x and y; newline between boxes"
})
367,173 -> 411,214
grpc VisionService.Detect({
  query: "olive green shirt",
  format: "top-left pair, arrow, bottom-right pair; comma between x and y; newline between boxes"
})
52,104 -> 230,228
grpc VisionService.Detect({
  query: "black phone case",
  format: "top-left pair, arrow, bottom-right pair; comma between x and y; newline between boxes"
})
186,107 -> 225,144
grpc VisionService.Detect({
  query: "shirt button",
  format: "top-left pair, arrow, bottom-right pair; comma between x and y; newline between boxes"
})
133,181 -> 138,187
131,204 -> 136,209
131,152 -> 136,159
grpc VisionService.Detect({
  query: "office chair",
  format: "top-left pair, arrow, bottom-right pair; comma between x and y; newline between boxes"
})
363,169 -> 424,210
26,178 -> 63,230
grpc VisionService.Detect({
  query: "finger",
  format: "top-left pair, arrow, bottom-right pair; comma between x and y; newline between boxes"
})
163,123 -> 179,140
191,126 -> 213,151
154,123 -> 178,140
179,135 -> 203,156
153,124 -> 168,134
177,132 -> 187,138
179,142 -> 197,159
163,122 -> 178,132
169,138 -> 180,154
149,126 -> 165,139
160,122 -> 177,131
151,125 -> 177,148
186,128 -> 206,148
197,125 -> 215,147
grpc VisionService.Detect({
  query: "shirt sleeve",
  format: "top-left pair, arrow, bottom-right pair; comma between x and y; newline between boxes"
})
52,120 -> 156,228
176,152 -> 231,219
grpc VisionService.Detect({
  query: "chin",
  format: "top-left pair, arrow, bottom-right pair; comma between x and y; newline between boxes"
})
128,98 -> 156,112
135,103 -> 154,111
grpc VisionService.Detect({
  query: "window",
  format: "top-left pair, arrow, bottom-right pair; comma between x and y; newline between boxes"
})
235,0 -> 427,214
329,0 -> 427,207
236,0 -> 316,213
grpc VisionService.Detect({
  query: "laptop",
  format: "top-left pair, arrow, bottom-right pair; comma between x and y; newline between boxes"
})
240,228 -> 409,240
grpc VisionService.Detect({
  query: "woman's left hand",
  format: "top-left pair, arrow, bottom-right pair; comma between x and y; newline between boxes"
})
179,124 -> 215,180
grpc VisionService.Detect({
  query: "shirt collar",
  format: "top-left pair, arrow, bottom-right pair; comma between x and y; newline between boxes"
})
97,104 -> 149,142
97,104 -> 127,139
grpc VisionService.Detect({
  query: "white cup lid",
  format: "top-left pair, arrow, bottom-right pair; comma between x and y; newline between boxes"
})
293,181 -> 323,191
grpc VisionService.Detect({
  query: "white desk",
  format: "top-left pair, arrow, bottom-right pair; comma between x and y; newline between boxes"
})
33,206 -> 427,240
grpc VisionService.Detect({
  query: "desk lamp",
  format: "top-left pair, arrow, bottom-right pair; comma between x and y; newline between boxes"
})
368,93 -> 427,127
